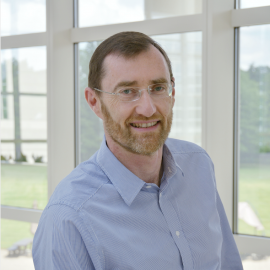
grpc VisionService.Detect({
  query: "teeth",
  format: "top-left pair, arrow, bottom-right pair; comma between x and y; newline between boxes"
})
131,121 -> 157,128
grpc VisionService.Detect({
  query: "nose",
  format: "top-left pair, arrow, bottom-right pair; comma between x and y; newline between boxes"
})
134,89 -> 156,117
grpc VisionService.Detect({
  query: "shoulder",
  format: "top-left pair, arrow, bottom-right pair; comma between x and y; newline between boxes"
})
165,137 -> 207,155
46,153 -> 109,211
165,138 -> 214,169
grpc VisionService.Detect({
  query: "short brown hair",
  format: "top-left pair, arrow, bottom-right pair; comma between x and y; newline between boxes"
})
88,31 -> 173,93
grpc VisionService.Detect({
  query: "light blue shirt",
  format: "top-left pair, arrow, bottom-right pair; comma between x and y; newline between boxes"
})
33,137 -> 243,269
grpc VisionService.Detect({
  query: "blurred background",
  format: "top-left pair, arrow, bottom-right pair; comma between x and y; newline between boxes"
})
1,0 -> 270,269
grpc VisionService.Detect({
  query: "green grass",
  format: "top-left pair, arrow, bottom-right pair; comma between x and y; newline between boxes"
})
1,163 -> 47,249
1,163 -> 47,209
1,163 -> 269,249
238,165 -> 270,237
1,219 -> 34,249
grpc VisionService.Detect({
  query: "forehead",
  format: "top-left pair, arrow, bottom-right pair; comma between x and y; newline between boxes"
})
101,45 -> 170,87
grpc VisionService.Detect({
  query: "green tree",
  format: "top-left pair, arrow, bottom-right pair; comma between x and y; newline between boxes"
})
240,65 -> 270,164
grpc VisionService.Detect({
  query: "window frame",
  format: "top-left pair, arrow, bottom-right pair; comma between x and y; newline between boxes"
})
1,0 -> 270,257
232,4 -> 270,255
1,0 -> 75,222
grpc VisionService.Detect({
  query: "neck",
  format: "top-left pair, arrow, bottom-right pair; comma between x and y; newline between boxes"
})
105,134 -> 163,187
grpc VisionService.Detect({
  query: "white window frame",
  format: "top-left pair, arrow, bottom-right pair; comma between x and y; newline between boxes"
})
1,0 -> 75,223
1,0 -> 270,256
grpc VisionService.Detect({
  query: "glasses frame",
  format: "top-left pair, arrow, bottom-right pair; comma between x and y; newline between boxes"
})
94,81 -> 174,102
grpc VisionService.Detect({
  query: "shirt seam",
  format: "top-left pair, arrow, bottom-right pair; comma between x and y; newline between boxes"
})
47,179 -> 110,212
79,210 -> 106,269
48,204 -> 103,268
52,216 -> 82,270
77,179 -> 110,211
78,164 -> 104,178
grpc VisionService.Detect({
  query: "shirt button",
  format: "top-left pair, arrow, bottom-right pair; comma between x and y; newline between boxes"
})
159,193 -> 162,197
146,185 -> 151,188
176,231 -> 180,238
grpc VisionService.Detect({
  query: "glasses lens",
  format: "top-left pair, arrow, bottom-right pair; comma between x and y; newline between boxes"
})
118,87 -> 140,102
149,83 -> 171,96
117,83 -> 172,102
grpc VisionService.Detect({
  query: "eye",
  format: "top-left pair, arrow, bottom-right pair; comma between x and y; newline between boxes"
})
153,84 -> 166,92
154,86 -> 164,91
119,88 -> 135,95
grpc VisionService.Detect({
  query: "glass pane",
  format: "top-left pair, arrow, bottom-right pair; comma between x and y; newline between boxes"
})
240,0 -> 270,8
77,32 -> 202,163
78,42 -> 104,163
1,95 -> 14,140
1,219 -> 35,270
20,96 -> 47,140
238,24 -> 270,237
79,0 -> 202,27
1,143 -> 14,161
1,162 -> 47,209
1,47 -> 47,94
21,142 -> 48,163
1,0 -> 46,36
152,33 -> 202,145
1,46 -> 47,209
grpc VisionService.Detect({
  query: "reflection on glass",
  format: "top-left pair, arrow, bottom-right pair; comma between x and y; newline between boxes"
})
152,33 -> 202,145
238,24 -> 270,238
78,32 -> 202,163
240,0 -> 270,8
1,0 -> 46,36
79,0 -> 202,27
1,46 -> 47,209
1,219 -> 36,270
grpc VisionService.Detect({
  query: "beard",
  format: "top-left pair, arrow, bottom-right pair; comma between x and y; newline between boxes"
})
100,99 -> 173,156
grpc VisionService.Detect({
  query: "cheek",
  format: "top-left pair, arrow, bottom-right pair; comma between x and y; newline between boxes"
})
105,98 -> 130,124
159,99 -> 173,116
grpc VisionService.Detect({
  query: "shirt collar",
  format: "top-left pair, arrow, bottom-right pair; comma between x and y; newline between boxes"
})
96,137 -> 145,206
163,140 -> 184,178
96,136 -> 183,206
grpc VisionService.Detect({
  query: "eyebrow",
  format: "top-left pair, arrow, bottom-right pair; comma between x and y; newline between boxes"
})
113,81 -> 138,92
113,78 -> 169,92
150,78 -> 168,84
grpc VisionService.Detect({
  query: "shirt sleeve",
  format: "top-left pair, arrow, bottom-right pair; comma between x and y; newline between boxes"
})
216,191 -> 244,270
32,205 -> 99,270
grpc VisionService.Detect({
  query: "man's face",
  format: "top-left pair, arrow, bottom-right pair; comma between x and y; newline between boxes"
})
99,45 -> 175,156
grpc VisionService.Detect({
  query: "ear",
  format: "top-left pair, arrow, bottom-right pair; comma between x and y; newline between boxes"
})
171,77 -> 176,107
85,87 -> 103,119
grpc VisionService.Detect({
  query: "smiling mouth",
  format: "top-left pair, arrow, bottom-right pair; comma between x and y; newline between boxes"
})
130,121 -> 159,128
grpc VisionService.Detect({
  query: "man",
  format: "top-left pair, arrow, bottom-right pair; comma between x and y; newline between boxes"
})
33,32 -> 243,269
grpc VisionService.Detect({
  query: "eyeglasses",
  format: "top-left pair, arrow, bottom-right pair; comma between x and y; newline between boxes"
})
94,82 -> 174,102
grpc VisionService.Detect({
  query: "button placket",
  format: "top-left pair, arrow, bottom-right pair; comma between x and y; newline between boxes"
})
158,191 -> 194,269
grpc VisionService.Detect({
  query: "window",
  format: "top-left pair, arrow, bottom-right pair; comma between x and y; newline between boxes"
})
1,1 -> 47,268
236,24 -> 270,238
239,0 -> 270,9
1,0 -> 46,36
79,0 -> 202,27
232,1 -> 270,267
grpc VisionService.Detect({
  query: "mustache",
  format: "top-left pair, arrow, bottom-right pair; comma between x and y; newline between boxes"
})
126,115 -> 163,124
